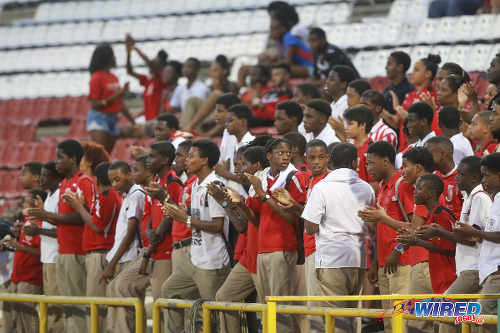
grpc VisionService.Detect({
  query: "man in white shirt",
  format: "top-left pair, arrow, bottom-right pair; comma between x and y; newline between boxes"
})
360,90 -> 398,149
395,102 -> 436,168
162,140 -> 230,333
104,160 -> 148,333
454,153 -> 500,333
23,161 -> 64,333
438,106 -> 474,166
303,99 -> 340,146
422,156 -> 492,333
302,143 -> 375,333
324,65 -> 358,120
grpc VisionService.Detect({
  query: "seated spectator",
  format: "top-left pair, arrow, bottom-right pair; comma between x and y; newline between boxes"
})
270,10 -> 314,78
125,34 -> 168,122
325,65 -> 358,121
186,55 -> 239,132
250,64 -> 292,126
438,106 -> 474,165
308,27 -> 358,82
469,111 -> 498,156
168,57 -> 209,126
346,79 -> 371,108
162,61 -> 183,112
292,82 -> 321,106
384,51 -> 414,115
429,0 -> 484,18
275,101 -> 303,135
303,99 -> 340,145
240,65 -> 271,108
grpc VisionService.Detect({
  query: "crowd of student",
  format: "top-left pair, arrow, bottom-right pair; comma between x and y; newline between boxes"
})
4,1 -> 500,333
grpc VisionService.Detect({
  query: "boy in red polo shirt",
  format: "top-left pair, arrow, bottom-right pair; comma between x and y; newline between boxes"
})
2,189 -> 45,333
425,136 -> 464,219
27,139 -> 93,333
398,174 -> 457,294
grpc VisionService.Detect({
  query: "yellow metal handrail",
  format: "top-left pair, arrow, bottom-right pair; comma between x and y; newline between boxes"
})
266,294 -> 500,333
152,298 -> 196,333
0,293 -> 145,333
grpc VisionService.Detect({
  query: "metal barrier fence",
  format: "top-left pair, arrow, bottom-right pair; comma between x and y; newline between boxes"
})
0,293 -> 145,333
267,294 -> 500,333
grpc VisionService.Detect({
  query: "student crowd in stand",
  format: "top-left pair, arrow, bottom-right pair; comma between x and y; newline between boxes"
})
4,2 -> 500,333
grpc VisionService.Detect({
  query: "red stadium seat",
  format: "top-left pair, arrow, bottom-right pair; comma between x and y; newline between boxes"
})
251,127 -> 278,136
368,76 -> 391,93
111,139 -> 136,163
67,118 -> 88,140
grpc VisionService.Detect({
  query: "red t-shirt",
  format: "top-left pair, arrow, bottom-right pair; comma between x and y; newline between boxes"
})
357,139 -> 374,183
11,220 -> 42,286
82,187 -> 122,253
435,168 -> 463,221
246,171 -> 303,253
138,74 -> 168,121
141,170 -> 184,260
250,88 -> 291,121
376,172 -> 414,267
234,233 -> 246,262
88,70 -> 123,114
432,107 -> 444,137
425,205 -> 457,293
172,175 -> 197,243
238,222 -> 259,274
409,185 -> 431,265
475,139 -> 498,157
58,171 -> 95,255
400,86 -> 437,151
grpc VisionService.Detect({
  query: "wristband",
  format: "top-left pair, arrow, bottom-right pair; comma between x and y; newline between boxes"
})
186,216 -> 192,229
395,243 -> 404,254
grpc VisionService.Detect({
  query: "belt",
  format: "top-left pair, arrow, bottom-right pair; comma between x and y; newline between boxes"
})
86,249 -> 108,254
173,238 -> 191,250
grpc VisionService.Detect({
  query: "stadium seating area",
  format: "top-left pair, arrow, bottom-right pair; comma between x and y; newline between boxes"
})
0,0 -> 499,209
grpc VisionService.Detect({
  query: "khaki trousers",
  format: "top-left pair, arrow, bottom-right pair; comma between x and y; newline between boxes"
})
439,270 -> 480,333
409,262 -> 434,333
2,281 -> 42,333
215,262 -> 259,333
56,254 -> 87,333
378,264 -> 412,333
316,267 -> 365,333
106,258 -> 150,333
150,259 -> 172,300
305,253 -> 322,329
161,248 -> 230,333
478,273 -> 500,333
257,251 -> 299,333
85,252 -> 108,332
180,97 -> 203,130
43,263 -> 64,333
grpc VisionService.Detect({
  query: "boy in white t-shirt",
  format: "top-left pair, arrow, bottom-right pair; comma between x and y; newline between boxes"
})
162,140 -> 230,333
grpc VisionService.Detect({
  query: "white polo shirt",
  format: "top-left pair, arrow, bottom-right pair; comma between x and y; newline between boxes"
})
305,124 -> 340,146
450,132 -> 474,166
330,94 -> 348,120
456,184 -> 492,275
301,168 -> 375,269
395,131 -> 436,168
41,189 -> 60,264
479,192 -> 500,284
190,171 -> 230,270
219,129 -> 238,164
106,184 -> 145,264
170,79 -> 210,112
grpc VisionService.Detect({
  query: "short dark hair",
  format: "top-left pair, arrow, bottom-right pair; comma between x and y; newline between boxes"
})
283,132 -> 307,156
23,162 -> 43,176
95,162 -> 111,186
327,142 -> 341,156
296,82 -> 321,99
157,113 -> 180,130
248,135 -> 274,148
360,89 -> 386,108
309,27 -> 326,40
403,147 -> 435,172
343,105 -> 374,134
273,63 -> 291,73
331,65 -> 358,84
408,102 -> 434,125
367,141 -> 396,165
214,54 -> 230,72
42,161 -> 63,179
151,141 -> 176,166
307,99 -> 331,118
177,140 -> 193,152
29,188 -> 47,202
331,143 -> 358,169
348,79 -> 371,96
192,140 -> 220,168
58,139 -> 84,166
306,139 -> 328,153
265,138 -> 292,154
426,136 -> 454,155
167,60 -> 182,76
228,103 -> 252,121
215,93 -> 241,109
459,156 -> 482,178
481,152 -> 500,173
390,51 -> 411,73
243,146 -> 269,168
277,101 -> 303,124
418,174 -> 444,197
109,160 -> 131,173
186,57 -> 201,70
438,106 -> 460,129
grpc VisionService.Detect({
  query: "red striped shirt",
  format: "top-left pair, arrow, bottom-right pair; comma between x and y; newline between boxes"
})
369,119 -> 398,149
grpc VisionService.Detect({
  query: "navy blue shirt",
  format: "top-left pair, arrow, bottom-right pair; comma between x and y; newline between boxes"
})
384,77 -> 414,114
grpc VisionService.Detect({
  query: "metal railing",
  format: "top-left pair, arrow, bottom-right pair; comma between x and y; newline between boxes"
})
0,293 -> 145,333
